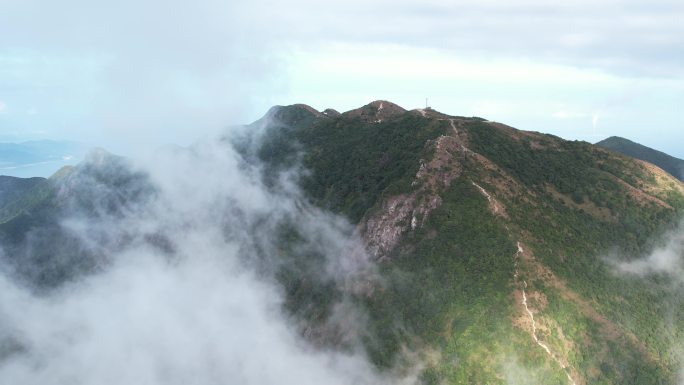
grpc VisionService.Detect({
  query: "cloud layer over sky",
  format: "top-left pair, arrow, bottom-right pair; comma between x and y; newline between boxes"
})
0,0 -> 683,157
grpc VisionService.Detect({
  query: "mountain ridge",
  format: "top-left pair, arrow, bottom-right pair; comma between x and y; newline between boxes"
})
253,100 -> 684,384
2,101 -> 684,384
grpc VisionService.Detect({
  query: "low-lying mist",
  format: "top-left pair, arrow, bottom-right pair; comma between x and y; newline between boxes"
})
609,221 -> 684,382
0,121 -> 396,384
614,223 -> 684,285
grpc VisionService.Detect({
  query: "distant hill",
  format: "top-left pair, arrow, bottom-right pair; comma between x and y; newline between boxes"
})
0,148 -> 155,287
0,175 -> 46,204
596,136 -> 684,182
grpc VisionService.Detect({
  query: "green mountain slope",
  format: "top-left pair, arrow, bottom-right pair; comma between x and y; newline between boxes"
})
254,101 -> 684,384
2,102 -> 684,384
597,136 -> 684,182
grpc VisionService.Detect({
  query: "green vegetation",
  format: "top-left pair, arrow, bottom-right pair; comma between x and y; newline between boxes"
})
363,177 -> 514,369
254,105 -> 684,384
257,107 -> 449,222
0,176 -> 52,224
463,122 -> 683,383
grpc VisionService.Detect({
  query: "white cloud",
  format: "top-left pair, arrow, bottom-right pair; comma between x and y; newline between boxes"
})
0,100 -> 6,114
0,132 -> 395,385
1,0 -> 684,157
290,44 -> 623,85
552,111 -> 589,119
614,226 -> 684,282
0,1 -> 290,150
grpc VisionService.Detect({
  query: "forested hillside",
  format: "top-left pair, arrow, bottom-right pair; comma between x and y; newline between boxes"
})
253,101 -> 684,384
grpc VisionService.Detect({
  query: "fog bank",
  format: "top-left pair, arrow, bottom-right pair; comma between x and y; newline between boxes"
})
0,124 -> 392,384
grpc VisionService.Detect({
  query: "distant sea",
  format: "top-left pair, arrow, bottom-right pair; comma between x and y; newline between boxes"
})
0,140 -> 89,178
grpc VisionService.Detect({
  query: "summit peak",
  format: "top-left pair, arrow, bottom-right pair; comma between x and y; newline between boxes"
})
342,100 -> 407,122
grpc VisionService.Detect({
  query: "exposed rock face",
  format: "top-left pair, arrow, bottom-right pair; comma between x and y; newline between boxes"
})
361,127 -> 467,259
363,194 -> 415,260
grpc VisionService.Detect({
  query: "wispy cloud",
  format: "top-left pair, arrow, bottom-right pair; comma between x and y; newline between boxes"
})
613,224 -> 684,283
0,124 -> 398,384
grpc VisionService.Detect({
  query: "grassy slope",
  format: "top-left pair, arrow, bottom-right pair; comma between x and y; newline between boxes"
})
464,122 -> 683,383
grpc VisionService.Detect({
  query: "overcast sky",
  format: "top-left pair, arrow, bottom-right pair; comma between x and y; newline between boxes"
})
0,0 -> 683,157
